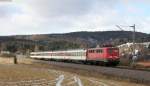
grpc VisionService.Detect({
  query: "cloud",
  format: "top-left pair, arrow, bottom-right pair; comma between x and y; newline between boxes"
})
0,0 -> 149,35
18,0 -> 117,17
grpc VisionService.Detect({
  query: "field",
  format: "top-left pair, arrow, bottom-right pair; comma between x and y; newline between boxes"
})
0,57 -> 148,86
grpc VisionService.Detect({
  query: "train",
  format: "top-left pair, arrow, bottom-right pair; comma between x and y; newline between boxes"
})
30,47 -> 120,66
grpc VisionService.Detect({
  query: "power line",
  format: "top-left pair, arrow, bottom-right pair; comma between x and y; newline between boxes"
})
116,25 -> 125,31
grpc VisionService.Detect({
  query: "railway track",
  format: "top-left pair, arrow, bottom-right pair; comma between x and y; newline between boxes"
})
34,60 -> 150,85
113,66 -> 150,72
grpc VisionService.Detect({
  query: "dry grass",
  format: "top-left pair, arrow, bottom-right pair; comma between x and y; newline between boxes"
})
0,57 -> 57,82
0,64 -> 56,82
0,57 -> 36,65
0,57 -> 14,64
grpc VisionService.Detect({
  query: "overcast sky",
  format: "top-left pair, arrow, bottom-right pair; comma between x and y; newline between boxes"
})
0,0 -> 150,35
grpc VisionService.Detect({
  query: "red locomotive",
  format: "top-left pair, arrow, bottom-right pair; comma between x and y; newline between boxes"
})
87,47 -> 119,65
30,47 -> 120,66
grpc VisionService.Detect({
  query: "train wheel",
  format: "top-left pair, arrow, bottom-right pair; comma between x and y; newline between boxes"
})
113,61 -> 120,66
108,61 -> 120,66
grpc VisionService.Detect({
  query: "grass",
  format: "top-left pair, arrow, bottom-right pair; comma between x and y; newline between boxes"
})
0,57 -> 58,82
0,64 -> 56,82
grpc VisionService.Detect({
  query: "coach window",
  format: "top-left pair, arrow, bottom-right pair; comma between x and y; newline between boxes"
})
78,52 -> 81,56
75,52 -> 77,56
88,50 -> 90,53
90,50 -> 92,53
76,52 -> 78,56
78,52 -> 80,56
96,49 -> 102,53
89,50 -> 94,53
74,52 -> 77,56
81,52 -> 84,56
52,53 -> 56,56
90,50 -> 94,53
76,52 -> 79,56
79,52 -> 81,56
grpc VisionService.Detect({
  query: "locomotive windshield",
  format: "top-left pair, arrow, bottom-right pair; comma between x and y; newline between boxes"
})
108,48 -> 119,54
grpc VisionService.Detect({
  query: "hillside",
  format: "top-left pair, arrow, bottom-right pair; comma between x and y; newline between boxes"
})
0,31 -> 149,54
13,31 -> 150,46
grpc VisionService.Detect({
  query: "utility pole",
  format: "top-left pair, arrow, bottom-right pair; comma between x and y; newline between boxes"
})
130,24 -> 136,56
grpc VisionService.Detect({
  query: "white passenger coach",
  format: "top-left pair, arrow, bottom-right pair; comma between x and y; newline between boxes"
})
30,49 -> 87,60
